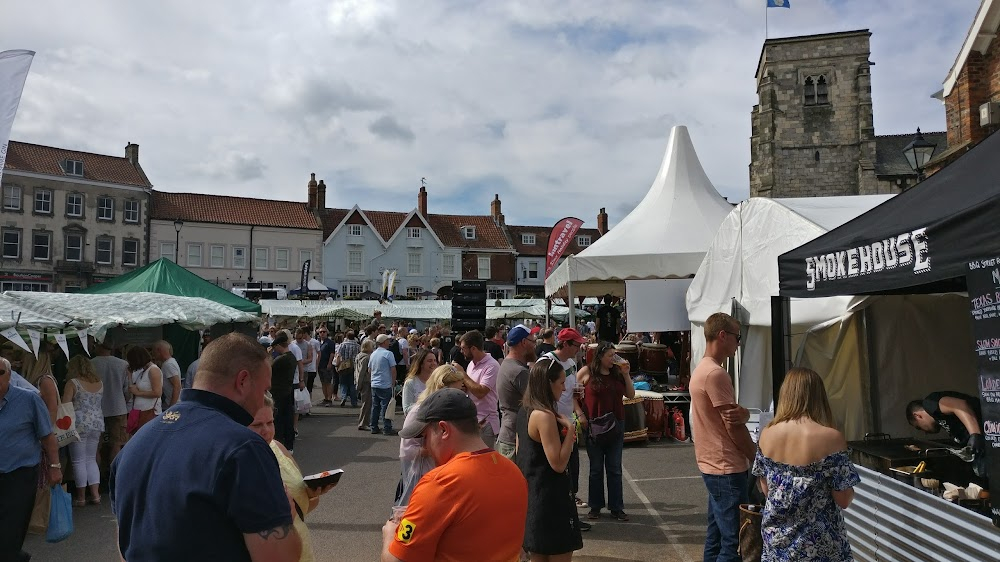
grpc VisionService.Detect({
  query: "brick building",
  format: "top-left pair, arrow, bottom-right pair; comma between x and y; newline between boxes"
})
507,209 -> 606,297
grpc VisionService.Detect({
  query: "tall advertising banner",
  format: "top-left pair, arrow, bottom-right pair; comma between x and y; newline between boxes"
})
300,259 -> 311,292
0,50 -> 34,185
966,254 -> 1000,527
545,217 -> 584,279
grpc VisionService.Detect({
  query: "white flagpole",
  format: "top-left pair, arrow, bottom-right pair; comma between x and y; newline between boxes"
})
0,50 -> 34,185
765,3 -> 769,39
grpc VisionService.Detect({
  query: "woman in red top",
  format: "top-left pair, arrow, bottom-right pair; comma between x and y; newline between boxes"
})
577,342 -> 635,521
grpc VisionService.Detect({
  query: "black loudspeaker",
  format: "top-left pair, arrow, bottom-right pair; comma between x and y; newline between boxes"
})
451,280 -> 486,333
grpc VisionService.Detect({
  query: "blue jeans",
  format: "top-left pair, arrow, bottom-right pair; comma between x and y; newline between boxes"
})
338,369 -> 357,407
585,427 -> 624,512
370,386 -> 393,432
701,471 -> 749,562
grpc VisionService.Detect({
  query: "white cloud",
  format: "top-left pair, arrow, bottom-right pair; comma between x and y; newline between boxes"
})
5,0 -> 981,227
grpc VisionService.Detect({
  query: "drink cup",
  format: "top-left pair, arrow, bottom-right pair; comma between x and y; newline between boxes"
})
391,505 -> 407,524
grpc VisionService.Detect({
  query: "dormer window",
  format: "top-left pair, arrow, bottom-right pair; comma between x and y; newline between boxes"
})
408,227 -> 421,238
522,234 -> 536,245
62,160 -> 84,176
349,224 -> 363,236
462,226 -> 476,240
577,235 -> 591,247
804,75 -> 828,106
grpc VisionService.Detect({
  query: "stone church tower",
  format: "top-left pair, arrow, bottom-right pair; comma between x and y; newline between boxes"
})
750,30 -> 879,197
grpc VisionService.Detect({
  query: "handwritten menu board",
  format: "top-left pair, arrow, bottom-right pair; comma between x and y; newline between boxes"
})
966,256 -> 1000,527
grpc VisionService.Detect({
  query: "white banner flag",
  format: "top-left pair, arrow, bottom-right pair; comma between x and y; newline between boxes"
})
27,329 -> 41,358
0,50 -> 34,186
54,333 -> 70,359
388,269 -> 398,301
0,326 -> 30,353
78,328 -> 91,356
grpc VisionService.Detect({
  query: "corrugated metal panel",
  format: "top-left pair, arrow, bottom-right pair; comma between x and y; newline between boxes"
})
845,465 -> 1000,562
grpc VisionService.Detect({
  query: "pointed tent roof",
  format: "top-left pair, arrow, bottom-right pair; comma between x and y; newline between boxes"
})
81,258 -> 262,314
545,125 -> 735,297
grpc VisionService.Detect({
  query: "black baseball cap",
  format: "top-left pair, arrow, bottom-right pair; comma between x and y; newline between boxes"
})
399,388 -> 477,439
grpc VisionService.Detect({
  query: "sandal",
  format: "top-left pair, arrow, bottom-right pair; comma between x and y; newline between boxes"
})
89,497 -> 102,505
73,499 -> 86,507
611,510 -> 630,521
587,510 -> 601,520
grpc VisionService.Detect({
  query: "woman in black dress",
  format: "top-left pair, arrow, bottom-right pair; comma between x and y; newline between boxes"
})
516,358 -> 583,561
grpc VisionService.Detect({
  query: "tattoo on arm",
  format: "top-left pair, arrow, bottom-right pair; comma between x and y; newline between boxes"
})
257,523 -> 293,541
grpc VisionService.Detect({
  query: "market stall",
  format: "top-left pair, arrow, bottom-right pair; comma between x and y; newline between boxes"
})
776,131 -> 1000,557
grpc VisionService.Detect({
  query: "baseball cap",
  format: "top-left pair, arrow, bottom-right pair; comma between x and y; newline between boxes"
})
530,326 -> 541,335
507,325 -> 531,346
376,334 -> 392,344
409,328 -> 419,335
399,388 -> 478,439
557,328 -> 586,345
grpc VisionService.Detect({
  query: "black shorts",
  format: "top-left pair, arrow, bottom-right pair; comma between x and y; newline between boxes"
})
319,369 -> 335,384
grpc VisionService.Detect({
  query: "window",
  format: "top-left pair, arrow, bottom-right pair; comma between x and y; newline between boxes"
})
408,227 -> 421,238
97,196 -> 114,221
3,185 -> 22,210
254,247 -> 268,270
233,246 -> 247,269
477,256 -> 490,279
488,288 -> 512,300
210,245 -> 225,268
300,250 -> 313,268
521,233 -> 536,245
442,254 -> 457,276
64,233 -> 83,262
348,250 -> 363,274
65,193 -> 83,217
406,286 -> 424,298
804,75 -> 828,106
62,160 -> 84,176
462,226 -> 476,240
96,237 -> 114,265
275,248 -> 289,270
2,229 -> 20,259
187,243 -> 202,267
124,200 -> 140,223
577,235 -> 591,247
408,252 -> 422,275
160,242 -> 175,262
342,283 -> 366,297
526,262 -> 539,279
123,239 -> 139,266
65,285 -> 81,293
1,281 -> 48,292
33,231 -> 51,261
349,224 -> 363,236
34,189 -> 52,214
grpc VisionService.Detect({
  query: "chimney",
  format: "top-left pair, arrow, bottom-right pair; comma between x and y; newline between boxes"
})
490,193 -> 504,225
307,173 -> 318,209
125,142 -> 139,165
418,185 -> 427,216
597,207 -> 608,235
316,179 -> 327,209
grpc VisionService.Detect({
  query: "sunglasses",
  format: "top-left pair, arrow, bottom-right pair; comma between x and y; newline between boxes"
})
724,330 -> 742,343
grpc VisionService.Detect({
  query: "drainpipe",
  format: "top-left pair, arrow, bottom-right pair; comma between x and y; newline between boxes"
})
248,225 -> 255,283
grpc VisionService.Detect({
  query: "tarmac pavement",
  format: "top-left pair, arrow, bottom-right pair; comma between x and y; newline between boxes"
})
24,398 -> 708,562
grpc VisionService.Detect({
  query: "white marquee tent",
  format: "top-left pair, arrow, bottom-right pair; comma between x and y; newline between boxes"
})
685,196 -> 979,440
545,125 -> 734,298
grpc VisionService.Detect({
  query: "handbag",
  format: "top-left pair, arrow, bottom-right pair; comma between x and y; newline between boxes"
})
738,503 -> 763,562
588,411 -> 618,445
28,484 -> 51,535
46,485 -> 74,543
53,402 -> 80,448
127,367 -> 160,435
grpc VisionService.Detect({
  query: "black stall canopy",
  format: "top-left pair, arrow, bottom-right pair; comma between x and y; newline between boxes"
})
778,130 -> 1000,298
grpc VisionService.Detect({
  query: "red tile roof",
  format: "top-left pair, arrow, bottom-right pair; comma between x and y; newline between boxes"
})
318,208 -> 349,240
364,210 -> 408,242
4,141 -> 152,187
426,214 -> 513,250
507,225 -> 602,256
152,191 -> 321,230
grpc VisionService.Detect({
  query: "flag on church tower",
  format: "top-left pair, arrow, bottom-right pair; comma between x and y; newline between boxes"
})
767,0 -> 790,7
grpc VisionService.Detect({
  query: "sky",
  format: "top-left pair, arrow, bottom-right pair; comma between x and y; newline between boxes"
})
4,0 -> 981,230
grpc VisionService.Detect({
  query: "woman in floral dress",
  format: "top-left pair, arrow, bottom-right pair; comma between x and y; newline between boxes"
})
752,368 -> 861,562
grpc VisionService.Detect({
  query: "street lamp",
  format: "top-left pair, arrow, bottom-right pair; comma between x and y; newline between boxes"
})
903,128 -> 937,182
173,219 -> 184,263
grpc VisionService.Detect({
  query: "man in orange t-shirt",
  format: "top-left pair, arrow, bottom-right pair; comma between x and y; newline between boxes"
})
689,312 -> 756,562
381,388 -> 527,562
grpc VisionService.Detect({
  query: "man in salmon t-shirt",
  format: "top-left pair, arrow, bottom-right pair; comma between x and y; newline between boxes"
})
689,312 -> 756,562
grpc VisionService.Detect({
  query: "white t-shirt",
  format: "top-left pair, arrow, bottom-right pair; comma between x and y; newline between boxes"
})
308,338 -> 321,372
160,357 -> 181,405
290,342 -> 304,384
545,351 -> 578,418
397,337 -> 409,366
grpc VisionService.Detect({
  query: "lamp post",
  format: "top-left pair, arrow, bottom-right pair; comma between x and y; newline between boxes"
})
903,127 -> 937,183
173,219 -> 184,263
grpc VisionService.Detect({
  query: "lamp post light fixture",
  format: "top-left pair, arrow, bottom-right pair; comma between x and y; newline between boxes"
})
173,219 -> 184,263
903,127 -> 937,183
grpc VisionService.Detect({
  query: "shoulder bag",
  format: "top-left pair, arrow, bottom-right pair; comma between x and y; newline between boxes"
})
738,503 -> 763,562
54,377 -> 80,448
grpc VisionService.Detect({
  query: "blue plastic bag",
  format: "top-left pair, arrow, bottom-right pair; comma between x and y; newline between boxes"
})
46,485 -> 73,543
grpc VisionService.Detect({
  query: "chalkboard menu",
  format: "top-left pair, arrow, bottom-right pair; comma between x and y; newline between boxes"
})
966,256 -> 1000,527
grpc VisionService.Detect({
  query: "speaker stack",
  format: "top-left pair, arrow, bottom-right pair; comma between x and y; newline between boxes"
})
450,280 -> 487,333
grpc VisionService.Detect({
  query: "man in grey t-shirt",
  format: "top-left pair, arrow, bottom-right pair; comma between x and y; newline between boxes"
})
91,342 -> 130,461
495,325 -> 536,460
154,341 -> 182,408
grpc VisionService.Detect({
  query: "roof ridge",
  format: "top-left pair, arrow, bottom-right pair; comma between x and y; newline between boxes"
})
9,140 -> 131,161
875,131 -> 946,139
156,190 -> 310,207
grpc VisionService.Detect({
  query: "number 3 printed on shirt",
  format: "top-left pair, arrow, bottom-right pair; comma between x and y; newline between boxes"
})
396,518 -> 416,544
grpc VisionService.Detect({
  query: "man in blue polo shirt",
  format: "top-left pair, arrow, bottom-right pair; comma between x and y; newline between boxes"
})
369,333 -> 398,435
0,356 -> 62,562
110,333 -> 302,562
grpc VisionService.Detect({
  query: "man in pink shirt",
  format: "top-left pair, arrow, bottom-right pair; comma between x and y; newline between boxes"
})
689,312 -> 755,562
453,330 -> 500,447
